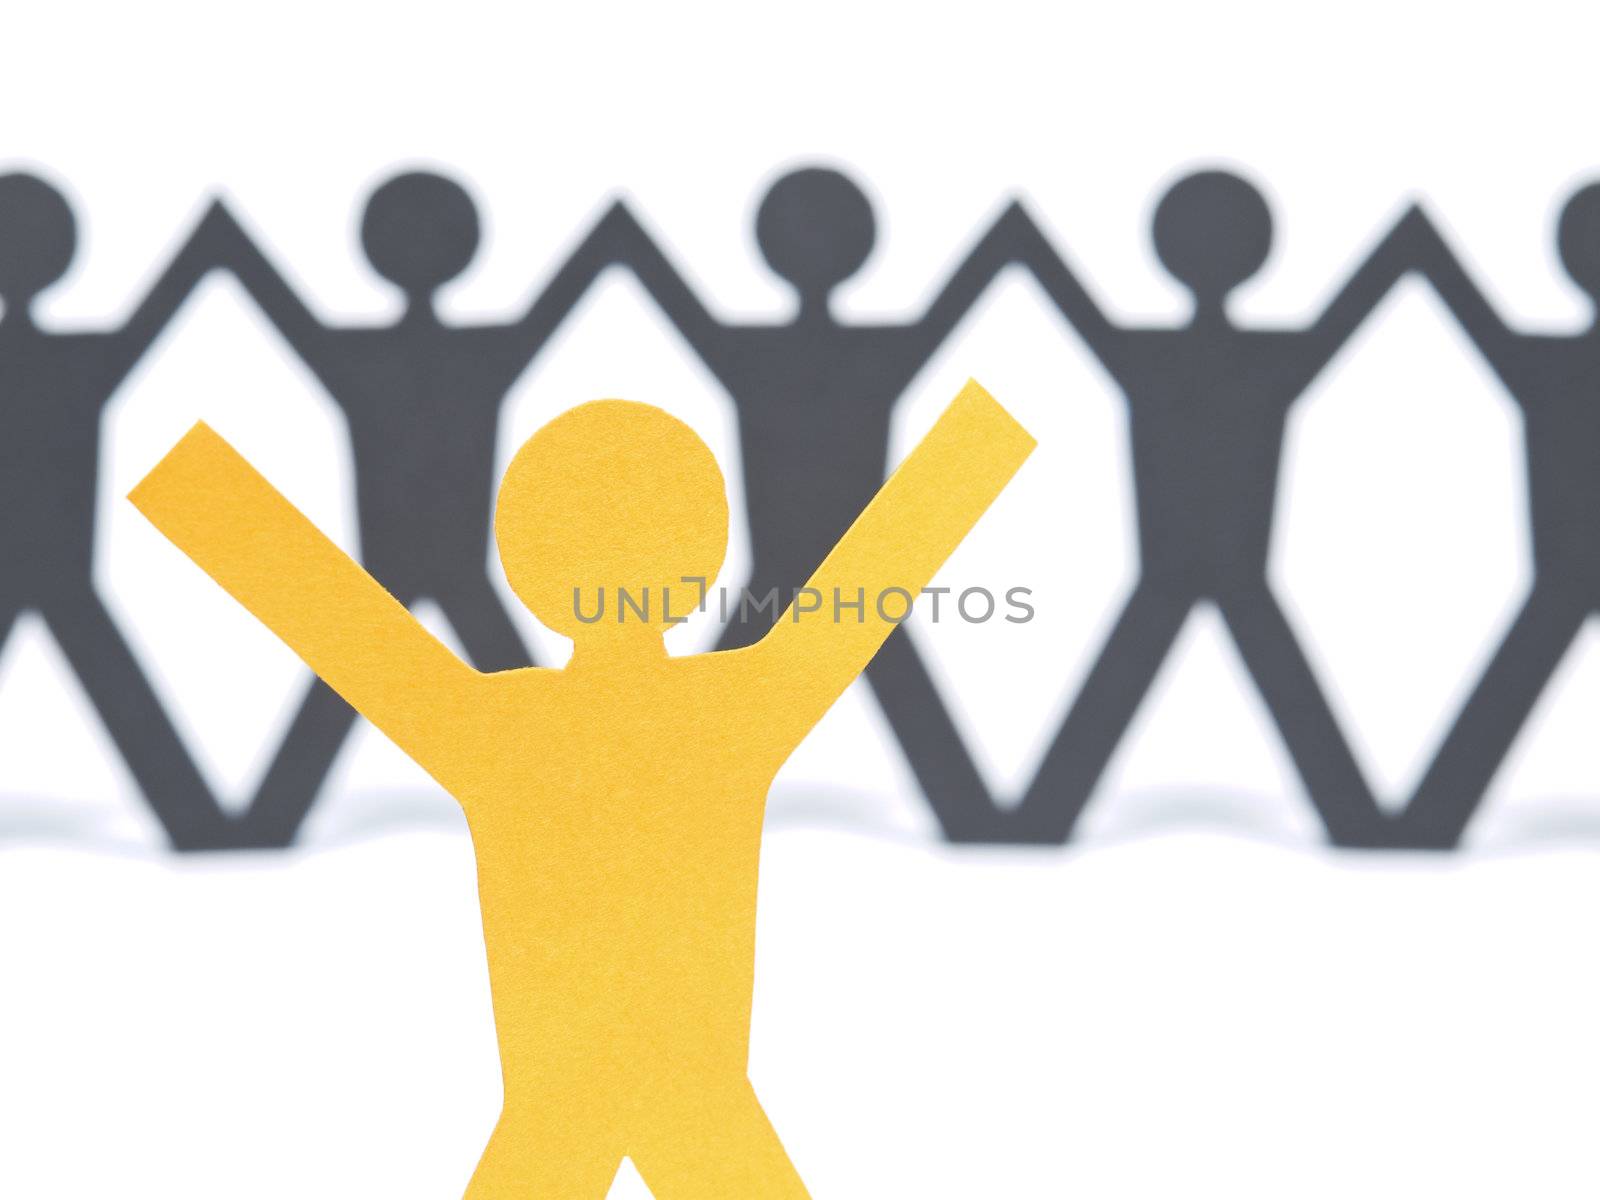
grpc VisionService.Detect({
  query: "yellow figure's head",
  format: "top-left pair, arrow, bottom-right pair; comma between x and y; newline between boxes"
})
495,401 -> 728,645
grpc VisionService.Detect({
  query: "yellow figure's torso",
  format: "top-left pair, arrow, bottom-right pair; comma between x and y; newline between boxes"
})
428,647 -> 795,1112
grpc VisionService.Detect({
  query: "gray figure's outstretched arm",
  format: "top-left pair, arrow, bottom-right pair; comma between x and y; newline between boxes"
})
559,199 -> 725,368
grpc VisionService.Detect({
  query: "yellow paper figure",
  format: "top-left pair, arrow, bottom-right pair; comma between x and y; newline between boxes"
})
131,379 -> 1033,1197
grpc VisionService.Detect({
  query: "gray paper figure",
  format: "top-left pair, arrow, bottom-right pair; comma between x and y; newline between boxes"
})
1390,184 -> 1600,848
193,171 -> 624,846
0,171 -> 238,848
873,170 -> 1448,845
579,165 -> 1057,830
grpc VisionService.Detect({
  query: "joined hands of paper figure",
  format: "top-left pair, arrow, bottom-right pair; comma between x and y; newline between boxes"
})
130,379 -> 1033,1197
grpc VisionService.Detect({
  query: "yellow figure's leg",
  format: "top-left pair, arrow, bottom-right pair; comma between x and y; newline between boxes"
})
631,1081 -> 810,1199
464,1108 -> 622,1200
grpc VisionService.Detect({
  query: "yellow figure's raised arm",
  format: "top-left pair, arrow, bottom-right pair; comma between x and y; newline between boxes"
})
755,380 -> 1034,728
130,423 -> 479,759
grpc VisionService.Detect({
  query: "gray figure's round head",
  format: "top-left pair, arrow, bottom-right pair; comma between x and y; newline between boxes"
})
755,166 -> 876,304
1152,169 -> 1273,309
0,172 -> 76,313
360,170 -> 481,300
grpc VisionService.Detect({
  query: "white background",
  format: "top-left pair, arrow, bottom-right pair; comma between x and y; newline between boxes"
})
4,2 -> 1600,1195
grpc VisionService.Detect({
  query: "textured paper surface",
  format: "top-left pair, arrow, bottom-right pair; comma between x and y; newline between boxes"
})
130,379 -> 1033,1197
